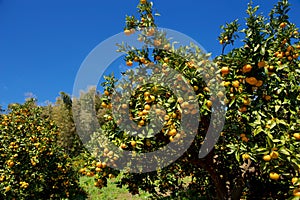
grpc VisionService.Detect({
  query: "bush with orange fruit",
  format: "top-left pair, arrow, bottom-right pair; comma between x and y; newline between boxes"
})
0,100 -> 86,199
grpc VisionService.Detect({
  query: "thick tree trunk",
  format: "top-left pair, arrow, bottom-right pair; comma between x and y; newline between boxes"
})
231,176 -> 245,200
191,151 -> 228,200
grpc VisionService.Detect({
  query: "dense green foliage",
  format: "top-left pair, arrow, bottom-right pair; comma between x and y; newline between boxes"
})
0,100 -> 86,199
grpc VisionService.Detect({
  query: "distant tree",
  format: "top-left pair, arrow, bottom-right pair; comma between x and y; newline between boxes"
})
0,105 -> 4,113
42,93 -> 84,157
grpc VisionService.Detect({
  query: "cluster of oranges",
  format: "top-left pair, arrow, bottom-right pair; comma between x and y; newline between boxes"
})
274,45 -> 299,61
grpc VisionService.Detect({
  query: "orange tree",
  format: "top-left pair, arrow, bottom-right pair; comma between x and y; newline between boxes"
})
0,99 -> 86,199
83,0 -> 300,199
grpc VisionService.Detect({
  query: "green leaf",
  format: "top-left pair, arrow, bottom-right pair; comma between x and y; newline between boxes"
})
275,105 -> 281,112
279,148 -> 290,156
253,126 -> 263,136
272,139 -> 281,143
260,45 -> 265,55
254,44 -> 260,52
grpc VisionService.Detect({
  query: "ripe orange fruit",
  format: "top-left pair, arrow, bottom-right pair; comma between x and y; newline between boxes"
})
164,115 -> 170,121
243,99 -> 250,106
292,177 -> 298,185
269,172 -> 280,180
257,61 -> 266,68
140,0 -> 147,4
242,64 -> 252,73
79,168 -> 86,173
217,91 -> 224,98
171,112 -> 177,119
86,172 -> 94,177
177,97 -> 184,104
168,129 -> 177,136
240,133 -> 246,138
121,104 -> 128,109
150,95 -> 155,101
130,28 -> 135,34
138,37 -> 143,42
293,30 -> 299,35
255,80 -> 263,87
241,136 -> 249,142
282,39 -> 287,44
293,188 -> 300,197
293,53 -> 299,59
193,85 -> 199,91
124,29 -> 131,36
169,136 -> 174,142
142,109 -> 149,115
7,160 -> 14,167
101,162 -> 107,168
268,65 -> 275,71
131,141 -> 137,147
245,77 -> 258,86
101,102 -> 107,108
221,67 -> 230,75
138,120 -> 145,126
181,101 -> 190,109
164,44 -> 170,50
265,95 -> 271,101
239,106 -> 247,113
126,60 -> 133,66
277,52 -> 284,59
188,96 -> 195,100
232,80 -> 239,88
288,56 -> 293,61
279,22 -> 287,28
263,155 -> 271,162
146,28 -> 155,36
5,186 -> 11,192
140,57 -> 146,63
144,91 -> 150,97
104,148 -> 109,154
206,100 -> 213,108
242,153 -> 250,160
96,161 -> 102,168
104,90 -> 110,96
144,104 -> 151,110
107,116 -> 113,121
293,133 -> 300,140
203,87 -> 210,92
174,133 -> 181,140
287,45 -> 293,52
270,151 -> 279,159
153,39 -> 161,47
223,81 -> 231,87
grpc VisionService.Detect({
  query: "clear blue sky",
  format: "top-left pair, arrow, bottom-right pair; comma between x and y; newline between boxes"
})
0,0 -> 299,109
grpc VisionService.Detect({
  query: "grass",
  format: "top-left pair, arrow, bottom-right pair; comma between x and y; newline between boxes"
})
79,175 -> 209,200
79,175 -> 151,200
